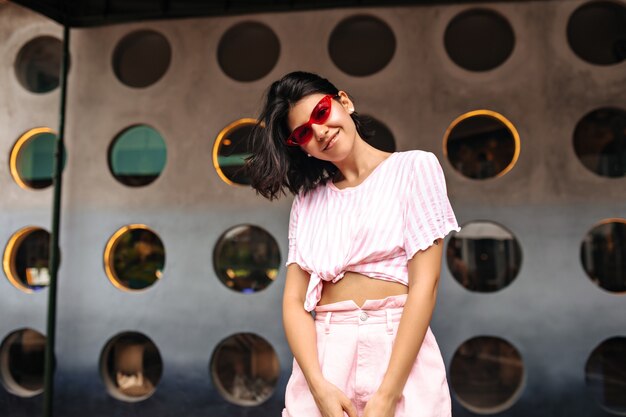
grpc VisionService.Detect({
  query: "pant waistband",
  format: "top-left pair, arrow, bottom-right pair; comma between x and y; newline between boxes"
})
313,294 -> 407,334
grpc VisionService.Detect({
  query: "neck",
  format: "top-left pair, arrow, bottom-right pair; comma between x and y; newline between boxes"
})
332,139 -> 392,184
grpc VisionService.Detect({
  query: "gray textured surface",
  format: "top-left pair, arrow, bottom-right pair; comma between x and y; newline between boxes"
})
1,0 -> 625,416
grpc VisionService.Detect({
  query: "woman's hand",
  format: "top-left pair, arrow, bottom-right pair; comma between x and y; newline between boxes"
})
363,390 -> 400,417
311,379 -> 357,417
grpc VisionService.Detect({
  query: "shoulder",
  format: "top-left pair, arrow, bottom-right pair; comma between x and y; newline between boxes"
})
294,181 -> 326,206
398,149 -> 437,164
393,150 -> 440,176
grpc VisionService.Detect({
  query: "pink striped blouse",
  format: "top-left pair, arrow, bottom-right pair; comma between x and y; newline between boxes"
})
286,150 -> 461,312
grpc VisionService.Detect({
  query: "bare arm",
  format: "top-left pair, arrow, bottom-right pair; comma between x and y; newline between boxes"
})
282,263 -> 324,390
363,238 -> 445,417
283,263 -> 357,417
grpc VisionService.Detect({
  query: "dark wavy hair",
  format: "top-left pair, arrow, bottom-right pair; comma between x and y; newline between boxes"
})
244,71 -> 372,201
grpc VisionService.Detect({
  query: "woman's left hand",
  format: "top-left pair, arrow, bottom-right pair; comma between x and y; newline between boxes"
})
363,390 -> 399,417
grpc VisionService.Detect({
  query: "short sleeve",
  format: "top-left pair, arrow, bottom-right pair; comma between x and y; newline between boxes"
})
402,152 -> 461,260
285,193 -> 300,267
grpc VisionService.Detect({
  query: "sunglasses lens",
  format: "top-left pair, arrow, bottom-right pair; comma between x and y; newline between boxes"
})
292,125 -> 312,145
311,97 -> 331,123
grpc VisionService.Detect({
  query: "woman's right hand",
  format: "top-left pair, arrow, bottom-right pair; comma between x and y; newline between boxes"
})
311,379 -> 357,417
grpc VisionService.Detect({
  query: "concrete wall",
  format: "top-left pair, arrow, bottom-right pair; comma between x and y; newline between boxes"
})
1,0 -> 624,416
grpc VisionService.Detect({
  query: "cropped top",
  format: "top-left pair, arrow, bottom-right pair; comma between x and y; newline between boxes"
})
285,150 -> 461,311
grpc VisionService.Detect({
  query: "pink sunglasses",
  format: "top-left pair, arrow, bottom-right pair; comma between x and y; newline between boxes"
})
286,95 -> 338,146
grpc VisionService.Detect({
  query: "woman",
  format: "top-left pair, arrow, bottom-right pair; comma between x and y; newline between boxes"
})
245,71 -> 461,417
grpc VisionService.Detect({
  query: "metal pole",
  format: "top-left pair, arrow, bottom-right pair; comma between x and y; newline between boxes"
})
43,23 -> 70,417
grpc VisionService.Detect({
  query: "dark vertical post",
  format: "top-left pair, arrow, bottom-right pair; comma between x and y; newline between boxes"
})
43,23 -> 70,417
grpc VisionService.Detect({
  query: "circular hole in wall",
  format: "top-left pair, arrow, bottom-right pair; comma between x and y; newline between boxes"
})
450,335 -> 525,413
210,332 -> 279,406
218,21 -> 280,82
213,119 -> 256,186
3,227 -> 59,293
444,8 -> 515,72
0,329 -> 46,397
446,221 -> 522,292
573,107 -> 626,178
213,225 -> 280,294
585,336 -> 626,414
444,110 -> 520,180
109,125 -> 167,187
113,30 -> 172,88
580,219 -> 626,293
329,15 -> 396,76
10,128 -> 67,190
567,1 -> 626,66
14,36 -> 63,93
100,332 -> 163,402
103,225 -> 165,291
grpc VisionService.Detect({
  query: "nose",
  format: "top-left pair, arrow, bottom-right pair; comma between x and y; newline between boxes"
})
311,123 -> 329,141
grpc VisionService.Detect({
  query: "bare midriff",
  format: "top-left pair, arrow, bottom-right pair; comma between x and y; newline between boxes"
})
318,271 -> 408,308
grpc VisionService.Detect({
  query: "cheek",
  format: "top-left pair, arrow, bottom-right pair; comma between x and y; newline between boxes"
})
328,110 -> 353,130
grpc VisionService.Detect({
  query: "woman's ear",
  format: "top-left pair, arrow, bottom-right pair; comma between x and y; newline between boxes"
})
337,90 -> 355,114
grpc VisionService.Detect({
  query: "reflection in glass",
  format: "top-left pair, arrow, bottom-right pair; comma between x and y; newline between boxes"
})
451,336 -> 524,413
573,108 -> 626,178
214,119 -> 255,186
364,115 -> 396,152
214,225 -> 280,293
14,36 -> 63,93
109,125 -> 167,187
100,332 -> 162,401
211,333 -> 279,406
329,15 -> 396,76
218,21 -> 280,82
585,337 -> 626,414
3,227 -> 57,292
104,225 -> 165,291
444,8 -> 515,72
444,110 -> 520,179
11,128 -> 67,189
446,221 -> 522,292
0,329 -> 46,397
581,219 -> 626,293
567,1 -> 626,66
112,30 -> 171,88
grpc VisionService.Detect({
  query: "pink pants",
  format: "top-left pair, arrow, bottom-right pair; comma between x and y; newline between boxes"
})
282,294 -> 451,417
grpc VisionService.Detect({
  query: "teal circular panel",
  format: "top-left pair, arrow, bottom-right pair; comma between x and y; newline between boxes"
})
109,125 -> 167,187
16,132 -> 67,189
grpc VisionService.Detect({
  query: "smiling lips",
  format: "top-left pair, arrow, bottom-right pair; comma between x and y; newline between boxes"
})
323,131 -> 339,151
